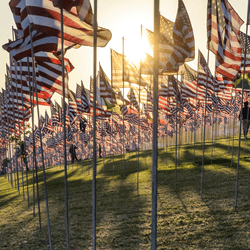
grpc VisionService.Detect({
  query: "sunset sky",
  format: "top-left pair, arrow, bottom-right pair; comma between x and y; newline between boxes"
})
0,0 -> 248,97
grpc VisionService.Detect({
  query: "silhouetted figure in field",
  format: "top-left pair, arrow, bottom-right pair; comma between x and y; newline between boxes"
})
239,101 -> 250,138
69,144 -> 78,164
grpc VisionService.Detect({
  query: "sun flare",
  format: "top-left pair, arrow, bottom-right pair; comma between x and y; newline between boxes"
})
125,35 -> 153,68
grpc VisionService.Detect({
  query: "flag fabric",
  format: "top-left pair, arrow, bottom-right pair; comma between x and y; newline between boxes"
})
76,81 -> 90,113
68,89 -> 78,124
111,49 -> 149,88
7,0 -> 111,46
207,0 -> 243,55
207,0 -> 244,80
164,0 -> 195,73
99,64 -> 117,105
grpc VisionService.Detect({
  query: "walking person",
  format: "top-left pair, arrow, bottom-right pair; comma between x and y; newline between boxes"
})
239,101 -> 250,138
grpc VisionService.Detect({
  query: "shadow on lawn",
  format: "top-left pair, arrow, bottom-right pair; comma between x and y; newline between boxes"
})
2,137 -> 250,249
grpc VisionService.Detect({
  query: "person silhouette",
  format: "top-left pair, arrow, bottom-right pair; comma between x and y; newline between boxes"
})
239,101 -> 250,138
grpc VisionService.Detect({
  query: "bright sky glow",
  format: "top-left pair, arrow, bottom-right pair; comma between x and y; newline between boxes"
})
0,0 -> 248,95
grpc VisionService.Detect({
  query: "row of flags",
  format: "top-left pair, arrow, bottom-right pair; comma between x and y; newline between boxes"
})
1,0 -> 250,170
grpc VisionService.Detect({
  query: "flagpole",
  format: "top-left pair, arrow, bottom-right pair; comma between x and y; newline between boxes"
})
9,49 -> 20,195
228,87 -> 234,152
200,48 -> 210,199
151,0 -> 159,248
14,60 -> 25,200
92,0 -> 98,248
110,50 -> 115,177
231,87 -> 237,166
57,7 -> 70,248
5,71 -> 13,188
26,56 -> 37,218
175,77 -> 178,191
235,2 -> 250,210
122,36 -> 125,177
19,61 -> 30,207
29,24 -> 52,249
137,25 -> 143,194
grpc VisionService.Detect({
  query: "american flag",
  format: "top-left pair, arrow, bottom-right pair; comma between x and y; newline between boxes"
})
76,81 -> 90,113
68,89 -> 78,124
164,0 -> 195,73
4,0 -> 111,61
99,64 -> 117,105
142,27 -> 174,73
127,88 -> 140,112
111,49 -> 149,88
207,0 -> 243,80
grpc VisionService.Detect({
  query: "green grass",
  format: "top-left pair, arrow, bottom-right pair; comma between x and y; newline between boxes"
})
1,135 -> 250,249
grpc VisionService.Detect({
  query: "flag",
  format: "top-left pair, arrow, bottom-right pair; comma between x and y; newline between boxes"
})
164,0 -> 195,73
207,0 -> 243,55
99,64 -> 117,105
142,27 -> 175,74
207,0 -> 244,80
76,81 -> 90,113
111,49 -> 149,88
4,0 -> 111,61
68,89 -> 78,124
127,88 -> 140,111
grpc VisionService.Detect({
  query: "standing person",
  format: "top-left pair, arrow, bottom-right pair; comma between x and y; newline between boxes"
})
99,144 -> 102,158
239,101 -> 250,138
132,141 -> 136,152
69,144 -> 78,164
126,143 -> 129,152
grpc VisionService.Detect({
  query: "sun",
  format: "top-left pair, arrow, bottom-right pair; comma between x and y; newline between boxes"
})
124,35 -> 153,68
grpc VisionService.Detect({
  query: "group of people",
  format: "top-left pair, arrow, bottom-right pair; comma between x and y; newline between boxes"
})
69,144 -> 103,163
125,141 -> 137,152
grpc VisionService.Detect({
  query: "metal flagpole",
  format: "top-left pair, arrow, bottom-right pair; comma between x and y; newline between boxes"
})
200,48 -> 210,199
29,24 -> 52,248
175,74 -> 179,190
9,41 -> 20,195
231,87 -> 237,166
14,59 -> 25,200
211,101 -> 215,165
244,101 -> 250,154
151,0 -> 159,248
193,52 -> 201,164
122,36 -> 125,177
58,8 -> 70,249
228,87 -> 234,152
19,61 -> 29,207
110,50 -> 115,177
6,72 -> 13,188
137,25 -> 143,193
92,0 -> 98,248
235,2 -> 250,210
26,56 -> 36,218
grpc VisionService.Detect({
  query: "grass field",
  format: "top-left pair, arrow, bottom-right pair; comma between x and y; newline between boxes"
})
1,135 -> 250,249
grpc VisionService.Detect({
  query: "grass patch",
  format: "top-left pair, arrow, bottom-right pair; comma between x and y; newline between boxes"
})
1,136 -> 250,249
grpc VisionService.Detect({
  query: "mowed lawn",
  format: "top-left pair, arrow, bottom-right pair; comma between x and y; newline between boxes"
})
1,136 -> 250,249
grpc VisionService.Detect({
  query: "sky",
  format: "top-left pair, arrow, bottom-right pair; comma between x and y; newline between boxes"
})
0,0 -> 248,100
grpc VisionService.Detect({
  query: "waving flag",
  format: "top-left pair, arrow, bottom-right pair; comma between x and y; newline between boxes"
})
4,0 -> 112,61
207,0 -> 244,80
164,0 -> 195,73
